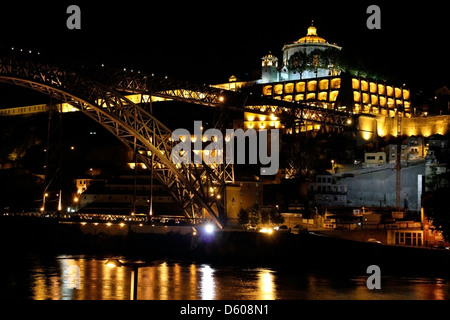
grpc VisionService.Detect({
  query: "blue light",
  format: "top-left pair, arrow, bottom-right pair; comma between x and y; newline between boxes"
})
204,223 -> 215,235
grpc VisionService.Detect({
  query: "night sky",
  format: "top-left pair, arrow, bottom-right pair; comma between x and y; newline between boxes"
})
0,0 -> 448,104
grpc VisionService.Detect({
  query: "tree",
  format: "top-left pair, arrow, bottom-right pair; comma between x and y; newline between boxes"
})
423,188 -> 450,242
237,208 -> 249,226
250,205 -> 261,226
260,208 -> 270,225
270,207 -> 285,225
288,52 -> 308,76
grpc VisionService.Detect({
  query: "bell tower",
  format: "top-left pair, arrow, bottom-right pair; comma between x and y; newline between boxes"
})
261,52 -> 279,84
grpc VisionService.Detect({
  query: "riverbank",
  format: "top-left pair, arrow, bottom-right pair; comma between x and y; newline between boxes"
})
1,217 -> 450,277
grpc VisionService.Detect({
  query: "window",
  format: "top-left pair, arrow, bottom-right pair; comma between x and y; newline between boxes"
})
395,232 -> 422,246
405,233 -> 412,245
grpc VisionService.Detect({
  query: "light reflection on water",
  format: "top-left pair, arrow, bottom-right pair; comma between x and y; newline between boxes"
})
14,255 -> 450,300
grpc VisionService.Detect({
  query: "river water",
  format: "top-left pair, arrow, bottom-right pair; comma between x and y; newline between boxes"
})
2,254 -> 449,300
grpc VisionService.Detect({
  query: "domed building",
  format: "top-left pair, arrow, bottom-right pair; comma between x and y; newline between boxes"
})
214,20 -> 413,122
282,21 -> 341,61
280,21 -> 342,81
260,21 -> 342,83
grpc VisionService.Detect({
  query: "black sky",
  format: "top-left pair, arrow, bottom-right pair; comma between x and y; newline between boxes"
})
0,1 -> 448,98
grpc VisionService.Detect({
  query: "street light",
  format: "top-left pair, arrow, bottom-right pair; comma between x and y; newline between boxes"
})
105,259 -> 164,300
41,192 -> 49,212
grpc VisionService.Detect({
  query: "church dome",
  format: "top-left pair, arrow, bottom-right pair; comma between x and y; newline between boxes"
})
296,21 -> 327,44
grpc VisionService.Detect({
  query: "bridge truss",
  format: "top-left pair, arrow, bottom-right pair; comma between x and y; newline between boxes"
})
0,51 -> 356,228
0,52 -> 226,228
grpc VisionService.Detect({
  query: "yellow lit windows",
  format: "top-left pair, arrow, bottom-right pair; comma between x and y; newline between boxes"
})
274,84 -> 284,95
318,92 -> 328,101
330,91 -> 339,102
388,98 -> 395,107
295,94 -> 304,101
403,89 -> 410,100
370,82 -> 377,93
380,96 -> 386,107
371,95 -> 378,106
354,91 -> 361,102
387,86 -> 394,97
352,78 -> 360,90
284,95 -> 293,102
395,88 -> 402,99
319,79 -> 329,90
263,85 -> 272,96
306,93 -> 316,100
331,78 -> 341,89
362,93 -> 370,104
354,104 -> 361,114
361,80 -> 369,92
378,84 -> 386,95
245,113 -> 256,121
404,101 -> 411,110
307,81 -> 317,92
285,83 -> 294,94
296,82 -> 306,92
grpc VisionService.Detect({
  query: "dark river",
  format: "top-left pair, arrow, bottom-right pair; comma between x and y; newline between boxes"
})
2,254 -> 449,300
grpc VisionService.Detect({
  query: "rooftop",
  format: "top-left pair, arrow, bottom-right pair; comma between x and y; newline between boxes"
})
295,21 -> 328,44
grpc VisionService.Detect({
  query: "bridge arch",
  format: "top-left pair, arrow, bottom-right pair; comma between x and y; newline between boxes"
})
0,53 -> 225,228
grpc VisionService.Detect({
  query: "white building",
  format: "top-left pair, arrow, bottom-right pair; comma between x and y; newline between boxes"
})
309,173 -> 348,207
259,21 -> 342,84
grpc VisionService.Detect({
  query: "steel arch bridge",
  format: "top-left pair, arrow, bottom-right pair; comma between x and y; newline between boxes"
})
0,51 -> 356,228
0,52 -> 228,228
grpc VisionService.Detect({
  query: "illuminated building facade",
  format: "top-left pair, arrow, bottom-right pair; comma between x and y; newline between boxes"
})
259,22 -> 342,84
259,76 -> 411,117
214,21 -> 414,130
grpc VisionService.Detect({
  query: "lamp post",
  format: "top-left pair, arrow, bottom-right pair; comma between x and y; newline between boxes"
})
41,192 -> 49,212
105,259 -> 163,300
